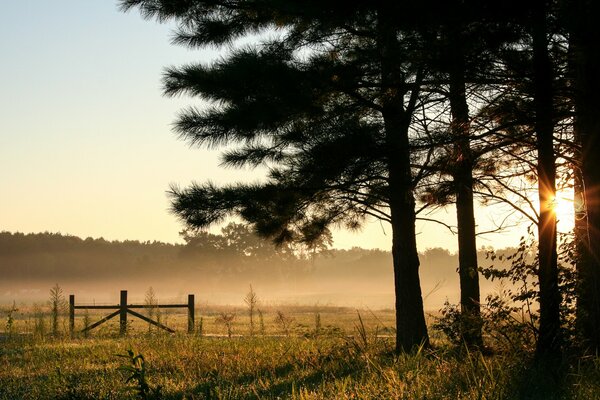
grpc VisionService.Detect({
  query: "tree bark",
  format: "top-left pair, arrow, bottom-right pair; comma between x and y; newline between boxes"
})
532,0 -> 561,358
385,113 -> 430,352
450,54 -> 483,347
378,7 -> 429,353
569,0 -> 600,353
448,28 -> 483,348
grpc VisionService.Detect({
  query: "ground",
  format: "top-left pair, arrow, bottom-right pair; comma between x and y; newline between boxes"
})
1,306 -> 600,399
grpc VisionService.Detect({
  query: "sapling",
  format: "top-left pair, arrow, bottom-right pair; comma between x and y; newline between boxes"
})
49,284 -> 67,337
144,287 -> 158,333
244,285 -> 259,336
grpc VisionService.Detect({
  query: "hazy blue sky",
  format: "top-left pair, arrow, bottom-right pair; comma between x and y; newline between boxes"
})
0,1 -> 554,251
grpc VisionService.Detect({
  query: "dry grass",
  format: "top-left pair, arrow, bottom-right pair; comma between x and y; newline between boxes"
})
1,306 -> 600,399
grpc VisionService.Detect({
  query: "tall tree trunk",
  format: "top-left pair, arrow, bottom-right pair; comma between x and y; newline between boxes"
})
569,0 -> 600,353
388,158 -> 430,352
532,0 -> 561,358
448,30 -> 483,348
385,113 -> 430,352
378,7 -> 429,353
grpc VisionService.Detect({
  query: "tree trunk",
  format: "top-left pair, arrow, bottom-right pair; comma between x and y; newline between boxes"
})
389,167 -> 430,352
378,7 -> 429,353
448,29 -> 483,348
385,113 -> 430,352
532,0 -> 561,358
569,0 -> 600,353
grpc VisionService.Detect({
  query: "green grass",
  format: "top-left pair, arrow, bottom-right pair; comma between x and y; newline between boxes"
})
2,307 -> 600,399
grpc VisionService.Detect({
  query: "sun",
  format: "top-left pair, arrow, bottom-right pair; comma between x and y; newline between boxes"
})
550,192 -> 575,231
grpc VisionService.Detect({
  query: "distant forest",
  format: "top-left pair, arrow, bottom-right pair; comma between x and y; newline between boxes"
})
0,224 -> 515,308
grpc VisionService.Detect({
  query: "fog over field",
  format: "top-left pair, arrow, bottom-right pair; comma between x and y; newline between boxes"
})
0,228 -> 517,311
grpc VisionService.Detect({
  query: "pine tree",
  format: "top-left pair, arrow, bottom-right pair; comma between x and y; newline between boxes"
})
565,0 -> 600,353
121,0 -> 435,351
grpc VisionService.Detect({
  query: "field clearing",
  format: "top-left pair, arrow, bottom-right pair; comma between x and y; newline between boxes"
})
4,305 -> 400,338
2,306 -> 600,399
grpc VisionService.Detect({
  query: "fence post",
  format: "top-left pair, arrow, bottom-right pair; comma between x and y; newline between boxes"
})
69,294 -> 75,337
188,294 -> 195,334
120,290 -> 128,336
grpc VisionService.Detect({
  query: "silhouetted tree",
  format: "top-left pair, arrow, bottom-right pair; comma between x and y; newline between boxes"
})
120,0 -> 437,352
119,0 -> 597,357
413,1 -> 526,347
530,0 -> 561,358
564,0 -> 600,353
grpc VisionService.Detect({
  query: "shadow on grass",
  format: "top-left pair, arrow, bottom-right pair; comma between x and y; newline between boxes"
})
504,356 -> 568,400
163,346 -> 365,399
137,341 -> 583,400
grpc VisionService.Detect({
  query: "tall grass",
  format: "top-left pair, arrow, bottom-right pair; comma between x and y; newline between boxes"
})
3,333 -> 599,399
2,305 -> 600,399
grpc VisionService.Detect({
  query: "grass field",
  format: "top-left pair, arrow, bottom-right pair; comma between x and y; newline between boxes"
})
2,306 -> 600,399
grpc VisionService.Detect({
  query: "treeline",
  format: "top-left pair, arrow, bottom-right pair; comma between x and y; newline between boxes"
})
0,228 -> 511,308
0,231 -> 180,281
0,228 -> 397,282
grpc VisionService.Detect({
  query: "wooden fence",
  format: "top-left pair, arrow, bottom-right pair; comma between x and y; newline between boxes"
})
69,290 -> 194,336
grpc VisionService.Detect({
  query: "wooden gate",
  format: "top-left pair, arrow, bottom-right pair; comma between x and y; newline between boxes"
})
69,290 -> 195,336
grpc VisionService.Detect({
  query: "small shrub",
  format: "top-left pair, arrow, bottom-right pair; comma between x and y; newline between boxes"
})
433,301 -> 464,346
216,312 -> 236,338
434,295 -> 537,351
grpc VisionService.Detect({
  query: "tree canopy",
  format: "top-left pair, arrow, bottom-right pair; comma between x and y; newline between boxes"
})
121,0 -> 600,356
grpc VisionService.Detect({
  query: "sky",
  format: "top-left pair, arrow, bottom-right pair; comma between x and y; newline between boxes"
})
0,1 -> 564,252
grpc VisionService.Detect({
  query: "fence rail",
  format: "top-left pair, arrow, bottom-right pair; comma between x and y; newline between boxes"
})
69,290 -> 195,336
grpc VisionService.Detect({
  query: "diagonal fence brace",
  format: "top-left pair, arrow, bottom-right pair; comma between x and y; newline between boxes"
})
81,310 -> 120,333
126,309 -> 175,333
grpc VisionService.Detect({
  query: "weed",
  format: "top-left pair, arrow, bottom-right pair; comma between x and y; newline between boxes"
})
216,312 -> 236,338
32,303 -> 47,339
116,348 -> 162,399
197,316 -> 204,337
315,312 -> 321,336
258,308 -> 265,336
82,309 -> 90,338
344,311 -> 378,356
275,310 -> 295,336
4,301 -> 18,335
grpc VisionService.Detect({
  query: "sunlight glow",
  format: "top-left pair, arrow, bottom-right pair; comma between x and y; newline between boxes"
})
551,192 -> 575,232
